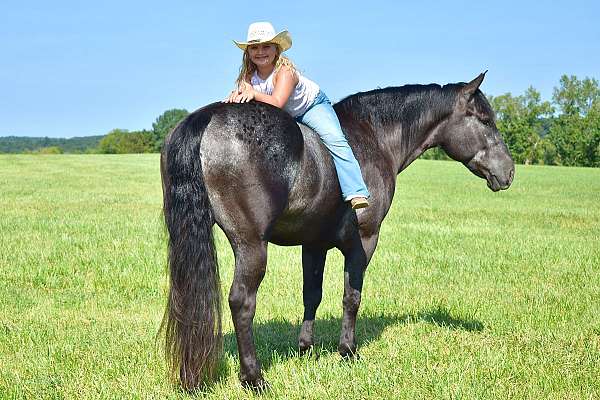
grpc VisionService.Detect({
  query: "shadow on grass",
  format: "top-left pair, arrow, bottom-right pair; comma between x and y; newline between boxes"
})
414,304 -> 484,332
223,304 -> 483,371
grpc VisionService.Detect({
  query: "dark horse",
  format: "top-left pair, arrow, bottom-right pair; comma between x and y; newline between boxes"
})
160,72 -> 514,390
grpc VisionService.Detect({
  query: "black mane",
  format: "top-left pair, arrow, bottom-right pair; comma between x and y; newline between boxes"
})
335,82 -> 493,122
332,82 -> 496,161
334,82 -> 494,136
333,84 -> 459,157
335,83 -> 463,126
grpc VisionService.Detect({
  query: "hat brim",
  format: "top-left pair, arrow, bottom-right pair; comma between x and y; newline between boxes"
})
234,30 -> 292,52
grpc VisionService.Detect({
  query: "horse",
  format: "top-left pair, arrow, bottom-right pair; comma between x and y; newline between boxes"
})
159,72 -> 514,390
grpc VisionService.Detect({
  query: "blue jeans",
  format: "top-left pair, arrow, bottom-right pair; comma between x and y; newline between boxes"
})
296,90 -> 370,200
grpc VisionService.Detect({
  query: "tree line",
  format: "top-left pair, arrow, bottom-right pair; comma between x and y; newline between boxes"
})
95,109 -> 189,154
0,109 -> 189,155
2,74 -> 599,167
0,135 -> 104,154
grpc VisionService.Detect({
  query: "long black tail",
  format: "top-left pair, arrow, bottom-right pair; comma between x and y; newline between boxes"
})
160,112 -> 222,390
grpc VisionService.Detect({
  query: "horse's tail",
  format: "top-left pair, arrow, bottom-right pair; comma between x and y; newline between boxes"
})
160,111 -> 222,390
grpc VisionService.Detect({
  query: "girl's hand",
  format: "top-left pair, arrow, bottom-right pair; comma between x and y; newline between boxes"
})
238,81 -> 252,92
235,87 -> 255,103
223,90 -> 239,103
223,82 -> 254,103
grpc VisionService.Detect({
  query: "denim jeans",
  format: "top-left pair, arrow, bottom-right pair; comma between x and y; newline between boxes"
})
296,90 -> 370,200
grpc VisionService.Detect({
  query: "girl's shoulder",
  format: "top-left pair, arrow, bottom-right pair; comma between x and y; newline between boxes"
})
274,65 -> 299,84
277,64 -> 295,73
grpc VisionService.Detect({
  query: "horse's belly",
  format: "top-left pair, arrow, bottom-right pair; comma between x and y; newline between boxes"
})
268,185 -> 344,247
268,218 -> 313,246
269,212 -> 336,246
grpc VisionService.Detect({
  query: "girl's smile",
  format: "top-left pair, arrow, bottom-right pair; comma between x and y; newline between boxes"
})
248,43 -> 277,73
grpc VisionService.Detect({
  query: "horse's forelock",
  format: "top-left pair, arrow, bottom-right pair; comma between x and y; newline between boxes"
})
472,91 -> 495,120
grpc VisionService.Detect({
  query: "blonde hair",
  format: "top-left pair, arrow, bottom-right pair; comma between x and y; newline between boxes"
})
235,44 -> 298,88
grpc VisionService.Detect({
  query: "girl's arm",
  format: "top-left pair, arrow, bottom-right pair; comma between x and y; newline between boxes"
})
235,67 -> 298,107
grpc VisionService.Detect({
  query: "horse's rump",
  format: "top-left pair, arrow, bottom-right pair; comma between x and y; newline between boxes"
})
171,101 -> 342,245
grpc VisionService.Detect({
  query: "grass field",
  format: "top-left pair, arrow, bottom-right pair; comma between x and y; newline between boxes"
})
1,154 -> 599,399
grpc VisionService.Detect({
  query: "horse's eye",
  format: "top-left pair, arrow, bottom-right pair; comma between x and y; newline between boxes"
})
481,119 -> 494,127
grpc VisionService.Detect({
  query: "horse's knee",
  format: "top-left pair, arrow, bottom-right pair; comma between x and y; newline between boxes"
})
229,247 -> 267,313
228,284 -> 247,313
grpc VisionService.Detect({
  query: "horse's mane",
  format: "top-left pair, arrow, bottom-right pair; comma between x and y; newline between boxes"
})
334,83 -> 494,154
332,84 -> 456,154
335,83 -> 459,123
336,82 -> 493,120
337,83 -> 454,104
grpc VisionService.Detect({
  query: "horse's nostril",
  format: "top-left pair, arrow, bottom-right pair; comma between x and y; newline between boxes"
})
509,168 -> 515,183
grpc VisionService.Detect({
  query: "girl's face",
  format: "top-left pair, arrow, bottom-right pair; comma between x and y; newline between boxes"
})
247,43 -> 277,69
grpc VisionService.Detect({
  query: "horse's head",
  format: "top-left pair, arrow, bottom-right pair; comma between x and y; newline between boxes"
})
439,72 -> 515,192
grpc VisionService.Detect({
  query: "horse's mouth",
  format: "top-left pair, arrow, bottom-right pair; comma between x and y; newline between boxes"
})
466,162 -> 511,192
465,150 -> 514,192
487,175 -> 502,192
465,161 -> 514,192
486,172 -> 512,192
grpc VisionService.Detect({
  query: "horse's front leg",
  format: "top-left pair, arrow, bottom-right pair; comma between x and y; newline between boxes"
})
339,232 -> 379,357
298,246 -> 327,353
228,241 -> 268,390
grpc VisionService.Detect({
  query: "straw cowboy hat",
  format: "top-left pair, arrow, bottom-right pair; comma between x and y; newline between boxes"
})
234,22 -> 292,52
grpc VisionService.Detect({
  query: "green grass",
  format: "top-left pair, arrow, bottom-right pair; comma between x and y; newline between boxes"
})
1,154 -> 599,399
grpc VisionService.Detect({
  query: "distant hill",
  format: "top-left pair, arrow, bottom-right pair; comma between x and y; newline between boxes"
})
0,135 -> 105,153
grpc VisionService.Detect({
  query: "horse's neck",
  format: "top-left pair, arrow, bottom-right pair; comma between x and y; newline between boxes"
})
377,121 -> 427,174
338,87 -> 452,176
397,115 -> 448,173
375,103 -> 449,174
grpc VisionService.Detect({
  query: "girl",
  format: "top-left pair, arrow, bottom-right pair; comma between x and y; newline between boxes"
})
224,21 -> 370,209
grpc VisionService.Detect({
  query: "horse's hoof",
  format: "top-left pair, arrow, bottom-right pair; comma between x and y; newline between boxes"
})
241,376 -> 270,392
298,339 -> 313,355
299,344 -> 320,359
338,342 -> 359,360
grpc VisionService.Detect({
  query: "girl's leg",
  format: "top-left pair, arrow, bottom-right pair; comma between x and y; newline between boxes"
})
298,100 -> 370,201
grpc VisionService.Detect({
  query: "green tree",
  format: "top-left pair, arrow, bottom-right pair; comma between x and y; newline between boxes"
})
548,75 -> 600,166
97,129 -> 154,154
553,75 -> 600,116
152,109 -> 189,151
98,129 -> 128,154
33,146 -> 63,154
587,104 -> 600,167
489,87 -> 553,164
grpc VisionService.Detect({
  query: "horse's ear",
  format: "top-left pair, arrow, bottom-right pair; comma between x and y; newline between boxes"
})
461,70 -> 487,99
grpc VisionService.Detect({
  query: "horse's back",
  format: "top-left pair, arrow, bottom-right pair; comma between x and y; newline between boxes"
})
199,101 -> 303,183
166,101 -> 345,246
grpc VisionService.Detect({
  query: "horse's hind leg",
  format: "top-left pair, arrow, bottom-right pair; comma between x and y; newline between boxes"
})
228,240 -> 268,389
339,232 -> 379,357
298,246 -> 327,353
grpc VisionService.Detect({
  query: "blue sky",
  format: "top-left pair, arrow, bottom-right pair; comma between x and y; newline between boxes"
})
1,0 -> 598,138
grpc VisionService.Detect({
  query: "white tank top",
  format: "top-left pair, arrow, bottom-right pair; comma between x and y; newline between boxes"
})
250,69 -> 320,118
